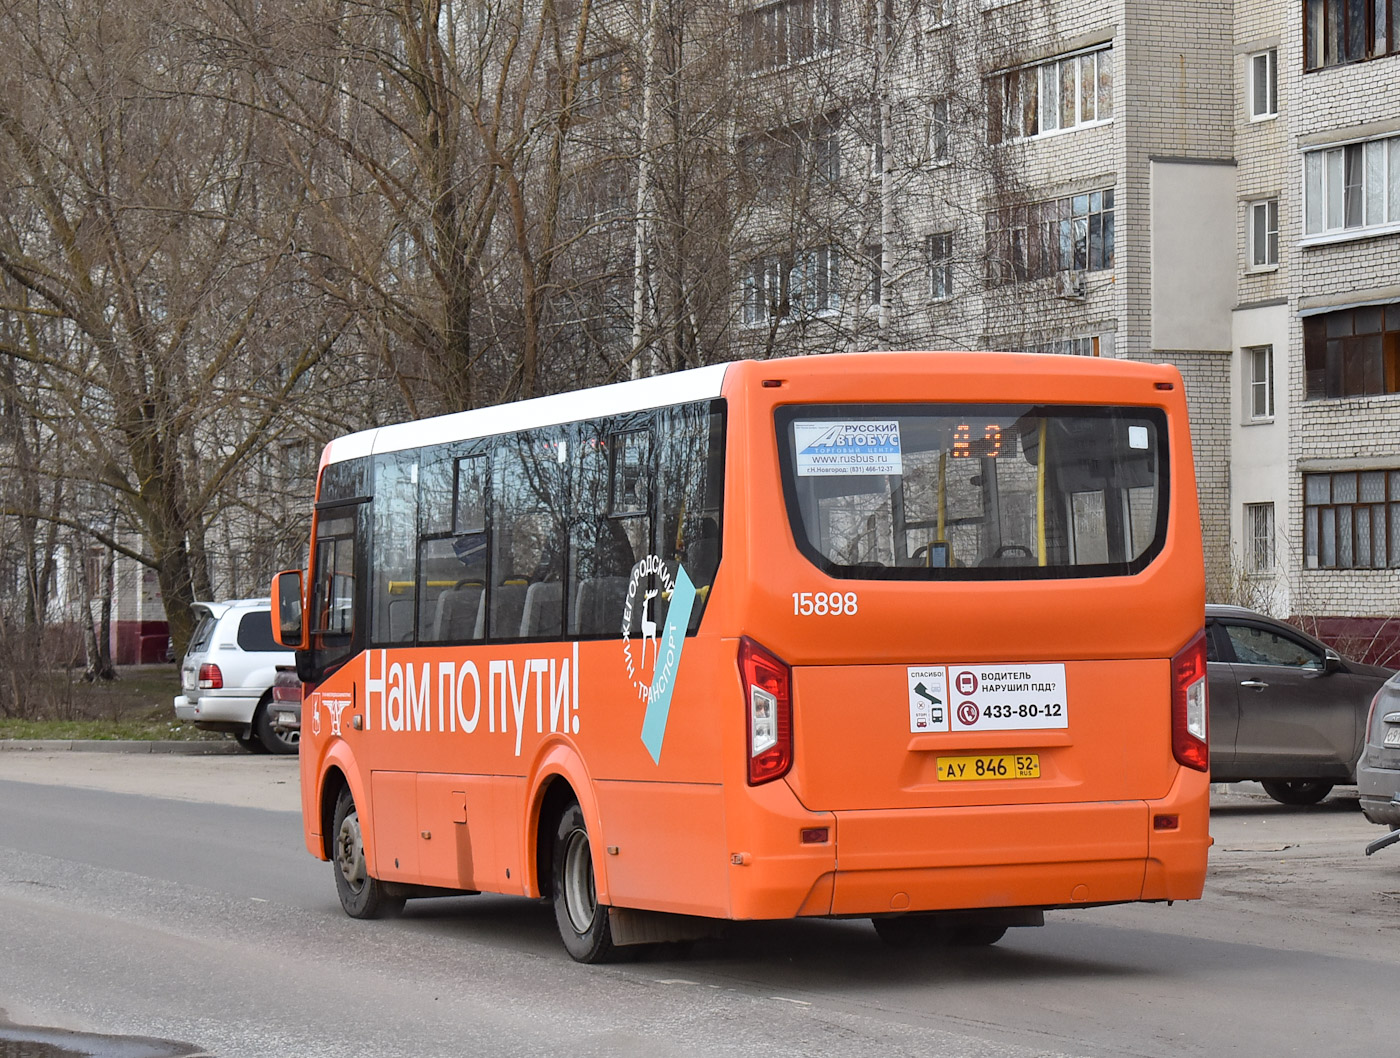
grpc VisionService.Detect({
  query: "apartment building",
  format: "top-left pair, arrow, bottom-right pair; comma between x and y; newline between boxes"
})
731,0 -> 1398,643
1231,0 -> 1400,651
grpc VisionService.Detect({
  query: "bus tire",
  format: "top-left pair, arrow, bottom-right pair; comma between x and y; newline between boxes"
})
332,787 -> 404,919
872,914 -> 1007,948
1260,780 -> 1333,805
552,803 -> 626,963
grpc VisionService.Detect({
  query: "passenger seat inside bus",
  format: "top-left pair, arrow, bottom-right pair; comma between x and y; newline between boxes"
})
572,576 -> 630,636
520,582 -> 563,637
489,582 -> 530,639
431,582 -> 484,641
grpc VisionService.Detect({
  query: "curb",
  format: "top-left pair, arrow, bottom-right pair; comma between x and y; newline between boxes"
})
0,739 -> 244,755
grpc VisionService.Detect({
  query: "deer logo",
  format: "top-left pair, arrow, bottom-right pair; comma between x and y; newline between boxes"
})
640,589 -> 659,669
621,555 -> 675,702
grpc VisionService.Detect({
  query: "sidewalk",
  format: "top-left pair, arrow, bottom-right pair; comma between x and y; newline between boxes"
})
0,745 -> 300,810
0,739 -> 242,754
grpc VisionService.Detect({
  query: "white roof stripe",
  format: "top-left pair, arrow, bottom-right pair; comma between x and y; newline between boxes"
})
323,362 -> 731,465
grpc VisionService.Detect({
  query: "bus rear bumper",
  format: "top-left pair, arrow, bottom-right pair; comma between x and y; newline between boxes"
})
827,772 -> 1209,915
730,770 -> 1209,919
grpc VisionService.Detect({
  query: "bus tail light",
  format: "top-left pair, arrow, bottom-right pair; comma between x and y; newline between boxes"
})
1170,631 -> 1208,772
198,663 -> 223,690
738,637 -> 792,785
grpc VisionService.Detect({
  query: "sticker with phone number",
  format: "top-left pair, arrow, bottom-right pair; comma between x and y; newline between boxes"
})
937,754 -> 1041,781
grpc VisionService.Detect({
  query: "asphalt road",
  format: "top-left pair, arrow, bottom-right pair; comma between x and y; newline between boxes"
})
1,750 -> 1399,1057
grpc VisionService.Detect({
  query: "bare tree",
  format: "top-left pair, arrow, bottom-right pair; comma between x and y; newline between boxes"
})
0,0 -> 342,654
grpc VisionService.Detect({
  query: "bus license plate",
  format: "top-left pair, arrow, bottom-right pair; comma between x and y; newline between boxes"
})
937,754 -> 1040,781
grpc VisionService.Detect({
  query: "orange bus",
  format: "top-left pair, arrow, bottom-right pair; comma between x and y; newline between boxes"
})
272,351 -> 1210,962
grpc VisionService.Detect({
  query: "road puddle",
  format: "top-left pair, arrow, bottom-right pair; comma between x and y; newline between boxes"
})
1,1043 -> 85,1058
0,1027 -> 207,1058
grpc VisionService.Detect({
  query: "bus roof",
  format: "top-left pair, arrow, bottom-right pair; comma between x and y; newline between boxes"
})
320,351 -> 1182,466
323,362 -> 730,465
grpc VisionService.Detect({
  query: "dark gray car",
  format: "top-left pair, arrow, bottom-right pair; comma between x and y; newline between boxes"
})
1206,604 -> 1394,805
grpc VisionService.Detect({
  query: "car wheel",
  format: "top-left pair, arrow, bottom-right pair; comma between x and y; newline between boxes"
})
872,914 -> 1008,948
254,695 -> 298,755
331,787 -> 404,919
552,803 -> 628,963
1260,779 -> 1334,805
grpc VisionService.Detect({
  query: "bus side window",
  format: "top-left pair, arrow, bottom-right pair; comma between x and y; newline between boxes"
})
655,401 -> 724,629
309,505 -> 362,678
371,451 -> 420,644
418,449 -> 488,644
492,431 -> 566,639
568,419 -> 647,637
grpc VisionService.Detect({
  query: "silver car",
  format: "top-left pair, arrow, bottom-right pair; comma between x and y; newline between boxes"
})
1206,604 -> 1394,805
1358,671 -> 1400,828
173,599 -> 297,753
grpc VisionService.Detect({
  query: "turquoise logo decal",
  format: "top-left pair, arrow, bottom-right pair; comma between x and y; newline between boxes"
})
640,564 -> 696,764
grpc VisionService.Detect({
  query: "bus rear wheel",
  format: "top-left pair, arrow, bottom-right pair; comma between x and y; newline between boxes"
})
552,803 -> 626,963
872,914 -> 1008,948
332,787 -> 404,919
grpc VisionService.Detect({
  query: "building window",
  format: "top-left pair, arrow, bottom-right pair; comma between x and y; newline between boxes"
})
1246,502 -> 1276,572
741,0 -> 840,75
1246,345 -> 1275,420
578,52 -> 629,116
927,233 -> 953,299
929,97 -> 950,164
1305,0 -> 1397,70
1248,49 -> 1278,119
1304,305 -> 1400,398
1035,334 -> 1110,356
863,243 -> 881,308
1304,470 -> 1400,569
1248,198 -> 1279,269
925,0 -> 951,28
742,245 -> 840,323
987,45 -> 1113,145
739,114 -> 841,204
1303,135 -> 1400,237
986,189 -> 1114,286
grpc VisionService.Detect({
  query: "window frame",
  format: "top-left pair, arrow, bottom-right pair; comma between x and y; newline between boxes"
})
1247,198 -> 1280,271
1248,48 -> 1278,120
986,44 -> 1114,146
985,188 -> 1115,286
1245,344 -> 1275,421
1304,0 -> 1398,71
742,245 -> 841,325
1303,305 -> 1400,400
927,232 -> 953,300
1302,468 -> 1400,570
1302,134 -> 1400,242
1244,502 -> 1276,573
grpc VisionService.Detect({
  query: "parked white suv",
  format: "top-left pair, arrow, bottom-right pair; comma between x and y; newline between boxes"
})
174,599 -> 297,753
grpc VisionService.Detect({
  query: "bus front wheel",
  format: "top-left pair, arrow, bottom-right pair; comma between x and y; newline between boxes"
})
331,787 -> 404,919
551,803 -> 626,963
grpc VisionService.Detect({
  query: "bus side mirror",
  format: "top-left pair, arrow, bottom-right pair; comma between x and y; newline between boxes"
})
272,569 -> 308,650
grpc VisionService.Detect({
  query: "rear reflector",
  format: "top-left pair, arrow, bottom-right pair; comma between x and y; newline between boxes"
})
1170,631 -> 1209,772
738,637 -> 792,785
801,827 -> 829,844
198,663 -> 223,690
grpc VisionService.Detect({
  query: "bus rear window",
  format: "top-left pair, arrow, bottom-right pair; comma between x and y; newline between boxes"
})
777,404 -> 1169,579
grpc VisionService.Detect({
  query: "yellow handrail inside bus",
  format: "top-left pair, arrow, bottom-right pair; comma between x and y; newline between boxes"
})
1036,418 -> 1048,566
